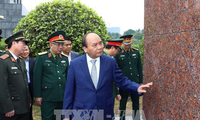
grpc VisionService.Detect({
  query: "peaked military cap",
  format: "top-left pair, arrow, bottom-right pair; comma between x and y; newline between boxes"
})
48,31 -> 65,43
5,31 -> 29,45
120,35 -> 133,45
106,39 -> 123,47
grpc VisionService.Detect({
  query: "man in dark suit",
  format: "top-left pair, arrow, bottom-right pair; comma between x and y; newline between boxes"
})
21,45 -> 35,120
62,36 -> 79,64
62,33 -> 153,120
0,31 -> 31,120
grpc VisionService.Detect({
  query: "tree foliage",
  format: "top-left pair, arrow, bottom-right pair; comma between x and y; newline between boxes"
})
123,29 -> 135,35
14,0 -> 109,57
107,32 -> 121,39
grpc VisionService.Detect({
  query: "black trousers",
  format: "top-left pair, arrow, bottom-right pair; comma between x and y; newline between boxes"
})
0,112 -> 29,120
28,83 -> 33,120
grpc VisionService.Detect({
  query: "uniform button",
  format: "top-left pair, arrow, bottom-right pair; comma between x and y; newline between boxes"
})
131,73 -> 133,75
59,84 -> 61,86
45,86 -> 47,89
14,72 -> 17,74
57,71 -> 60,73
58,77 -> 61,79
48,64 -> 50,66
137,74 -> 139,76
130,68 -> 132,70
27,86 -> 29,88
12,97 -> 14,99
56,65 -> 58,67
129,62 -> 131,64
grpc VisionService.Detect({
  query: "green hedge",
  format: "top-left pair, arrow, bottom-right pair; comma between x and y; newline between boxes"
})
15,0 -> 109,57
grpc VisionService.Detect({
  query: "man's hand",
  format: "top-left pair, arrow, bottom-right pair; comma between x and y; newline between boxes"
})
5,110 -> 15,117
137,82 -> 153,94
34,97 -> 42,106
115,94 -> 121,101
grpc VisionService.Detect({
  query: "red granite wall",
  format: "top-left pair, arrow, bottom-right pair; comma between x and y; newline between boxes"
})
143,0 -> 200,119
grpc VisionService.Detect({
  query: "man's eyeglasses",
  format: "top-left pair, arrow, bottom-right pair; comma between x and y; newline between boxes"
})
52,42 -> 64,47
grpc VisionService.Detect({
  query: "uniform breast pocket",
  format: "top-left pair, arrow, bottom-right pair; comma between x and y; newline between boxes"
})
11,69 -> 21,75
119,57 -> 126,61
60,63 -> 67,67
43,63 -> 55,73
44,63 -> 54,67
131,56 -> 138,63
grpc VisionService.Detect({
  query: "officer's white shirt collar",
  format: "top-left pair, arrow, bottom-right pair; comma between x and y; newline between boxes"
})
9,50 -> 18,60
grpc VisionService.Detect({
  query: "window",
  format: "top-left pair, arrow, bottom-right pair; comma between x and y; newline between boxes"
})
10,0 -> 21,4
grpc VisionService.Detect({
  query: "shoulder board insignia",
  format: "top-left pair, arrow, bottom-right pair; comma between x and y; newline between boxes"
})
61,53 -> 68,58
0,54 -> 9,60
38,51 -> 48,55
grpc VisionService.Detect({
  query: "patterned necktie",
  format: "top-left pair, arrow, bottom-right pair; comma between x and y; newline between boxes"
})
90,60 -> 97,89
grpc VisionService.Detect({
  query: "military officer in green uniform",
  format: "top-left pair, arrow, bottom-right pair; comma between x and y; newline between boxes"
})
115,35 -> 143,120
33,31 -> 69,120
103,39 -> 124,102
0,31 -> 31,120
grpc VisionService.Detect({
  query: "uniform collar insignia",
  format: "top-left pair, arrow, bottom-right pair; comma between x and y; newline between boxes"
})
48,53 -> 52,58
11,57 -> 16,62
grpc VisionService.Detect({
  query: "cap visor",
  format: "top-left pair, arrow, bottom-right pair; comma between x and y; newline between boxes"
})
53,40 -> 64,43
123,41 -> 132,45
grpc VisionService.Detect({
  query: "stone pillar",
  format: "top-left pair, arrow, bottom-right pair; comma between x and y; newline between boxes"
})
143,0 -> 199,119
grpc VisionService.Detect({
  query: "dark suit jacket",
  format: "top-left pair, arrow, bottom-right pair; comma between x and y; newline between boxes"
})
29,58 -> 35,100
63,54 -> 141,120
0,52 -> 31,114
71,51 -> 79,60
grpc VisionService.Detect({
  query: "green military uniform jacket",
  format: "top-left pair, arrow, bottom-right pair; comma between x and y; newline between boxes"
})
33,50 -> 69,102
0,50 -> 4,56
115,48 -> 143,83
103,50 -> 119,97
0,52 -> 31,114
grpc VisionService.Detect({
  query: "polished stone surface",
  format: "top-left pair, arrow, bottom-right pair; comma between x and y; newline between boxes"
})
144,0 -> 200,119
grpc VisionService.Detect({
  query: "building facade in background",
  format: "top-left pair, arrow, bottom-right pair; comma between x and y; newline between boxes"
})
0,0 -> 28,38
107,27 -> 120,33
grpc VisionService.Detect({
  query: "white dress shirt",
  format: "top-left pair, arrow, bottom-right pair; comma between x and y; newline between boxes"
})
86,54 -> 100,84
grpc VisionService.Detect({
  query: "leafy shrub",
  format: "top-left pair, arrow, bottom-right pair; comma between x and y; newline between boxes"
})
15,0 -> 109,57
